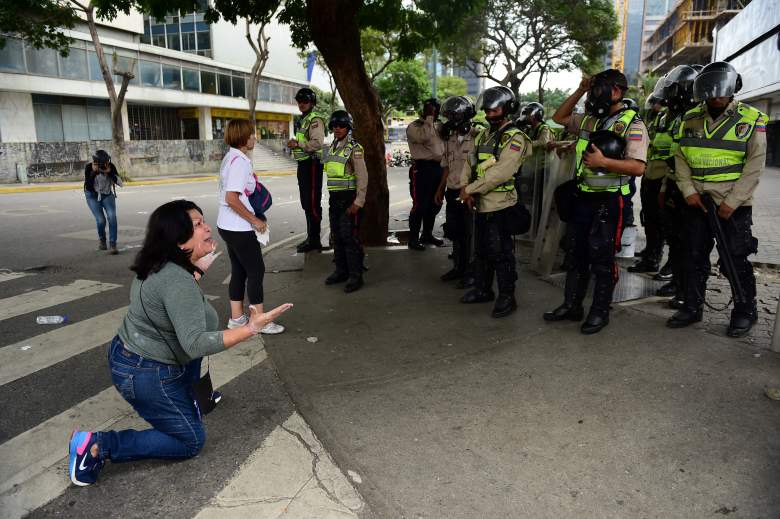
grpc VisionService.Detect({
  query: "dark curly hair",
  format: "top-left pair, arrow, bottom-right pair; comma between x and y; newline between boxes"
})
131,200 -> 205,280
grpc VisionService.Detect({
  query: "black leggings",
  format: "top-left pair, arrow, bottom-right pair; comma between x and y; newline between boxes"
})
218,227 -> 264,305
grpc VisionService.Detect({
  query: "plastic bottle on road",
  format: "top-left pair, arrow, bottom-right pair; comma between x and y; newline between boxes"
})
36,315 -> 68,325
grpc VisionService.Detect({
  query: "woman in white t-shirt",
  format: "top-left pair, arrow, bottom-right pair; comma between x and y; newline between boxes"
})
216,119 -> 284,334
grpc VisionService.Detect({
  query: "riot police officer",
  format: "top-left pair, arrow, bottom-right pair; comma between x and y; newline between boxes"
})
459,86 -> 531,318
516,102 -> 552,151
407,98 -> 446,250
435,96 -> 477,283
652,65 -> 701,307
322,110 -> 369,293
629,84 -> 669,274
543,69 -> 649,334
667,62 -> 767,337
288,87 -> 327,253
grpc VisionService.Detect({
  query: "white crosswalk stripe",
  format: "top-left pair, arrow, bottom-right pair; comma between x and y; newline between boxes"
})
0,307 -> 126,386
0,271 -> 31,284
0,279 -> 121,322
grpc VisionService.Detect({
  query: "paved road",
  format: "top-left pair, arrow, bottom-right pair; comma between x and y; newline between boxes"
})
0,168 -> 415,518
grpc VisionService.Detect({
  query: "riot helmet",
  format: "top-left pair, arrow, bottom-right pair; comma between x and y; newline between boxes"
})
295,87 -> 317,105
660,64 -> 699,114
693,61 -> 742,102
441,96 -> 476,136
622,98 -> 639,111
644,93 -> 662,111
587,130 -> 626,173
517,102 -> 545,124
585,69 -> 628,117
477,86 -> 518,127
328,110 -> 353,131
690,64 -> 704,73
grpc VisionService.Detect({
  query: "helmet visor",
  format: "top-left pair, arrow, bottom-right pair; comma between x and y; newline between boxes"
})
477,88 -> 513,112
693,69 -> 738,101
441,97 -> 470,122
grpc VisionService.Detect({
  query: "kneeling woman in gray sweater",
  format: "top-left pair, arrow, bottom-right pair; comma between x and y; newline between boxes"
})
67,199 -> 292,487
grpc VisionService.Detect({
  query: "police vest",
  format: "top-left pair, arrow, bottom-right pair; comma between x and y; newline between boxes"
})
677,102 -> 766,183
323,139 -> 361,191
575,109 -> 637,195
293,111 -> 326,161
473,125 -> 526,192
531,123 -> 549,141
649,109 -> 674,162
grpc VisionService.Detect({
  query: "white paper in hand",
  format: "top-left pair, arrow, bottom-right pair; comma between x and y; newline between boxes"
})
255,227 -> 270,246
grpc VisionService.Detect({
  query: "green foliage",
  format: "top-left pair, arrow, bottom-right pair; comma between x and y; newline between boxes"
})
444,0 -> 619,94
436,76 -> 468,100
310,85 -> 343,115
518,88 -> 571,115
0,0 -> 79,55
375,60 -> 431,114
626,73 -> 660,113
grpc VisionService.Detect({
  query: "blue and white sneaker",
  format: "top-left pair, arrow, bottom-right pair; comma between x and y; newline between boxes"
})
68,431 -> 103,486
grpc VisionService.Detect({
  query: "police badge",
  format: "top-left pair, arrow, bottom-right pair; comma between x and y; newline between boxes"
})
734,122 -> 751,139
613,121 -> 626,134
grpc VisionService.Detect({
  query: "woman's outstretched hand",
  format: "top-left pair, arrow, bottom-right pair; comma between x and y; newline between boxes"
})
247,303 -> 293,334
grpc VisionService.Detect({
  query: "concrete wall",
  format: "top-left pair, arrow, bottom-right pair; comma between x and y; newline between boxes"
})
0,92 -> 36,142
0,139 -> 228,183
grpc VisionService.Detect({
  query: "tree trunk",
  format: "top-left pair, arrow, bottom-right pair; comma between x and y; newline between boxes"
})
307,0 -> 389,245
537,68 -> 546,105
245,21 -> 269,133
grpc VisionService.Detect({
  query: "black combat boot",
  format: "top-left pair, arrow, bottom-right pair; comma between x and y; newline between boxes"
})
581,272 -> 613,334
653,259 -> 673,281
666,307 -> 703,328
656,281 -> 676,297
726,303 -> 757,338
492,294 -> 517,318
325,271 -> 349,285
421,234 -> 445,247
344,275 -> 364,293
543,270 -> 588,322
627,257 -> 659,273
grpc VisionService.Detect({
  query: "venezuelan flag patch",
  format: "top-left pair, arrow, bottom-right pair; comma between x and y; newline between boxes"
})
628,129 -> 643,141
509,141 -> 523,152
756,124 -> 766,133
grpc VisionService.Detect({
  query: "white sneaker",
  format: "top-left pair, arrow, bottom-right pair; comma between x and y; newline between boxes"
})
227,314 -> 248,329
260,322 -> 285,335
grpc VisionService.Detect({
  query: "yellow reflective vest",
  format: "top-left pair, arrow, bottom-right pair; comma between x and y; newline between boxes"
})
323,139 -> 361,191
473,126 -> 526,192
676,102 -> 766,182
293,111 -> 326,161
575,109 -> 637,195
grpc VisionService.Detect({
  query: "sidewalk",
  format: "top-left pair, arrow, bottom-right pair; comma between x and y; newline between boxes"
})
261,244 -> 780,518
0,170 -> 295,194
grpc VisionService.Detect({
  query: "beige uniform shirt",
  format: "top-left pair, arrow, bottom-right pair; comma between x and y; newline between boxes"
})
460,123 -> 532,213
674,100 -> 767,208
328,137 -> 369,207
302,116 -> 325,154
529,124 -> 553,149
565,112 -> 649,165
406,116 -> 444,161
440,129 -> 476,190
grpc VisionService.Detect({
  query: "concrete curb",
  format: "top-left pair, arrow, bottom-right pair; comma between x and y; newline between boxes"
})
0,169 -> 296,194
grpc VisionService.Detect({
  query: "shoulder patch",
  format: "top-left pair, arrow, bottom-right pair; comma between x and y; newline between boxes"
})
627,128 -> 644,141
509,140 -> 524,152
735,122 -> 752,139
500,133 -> 513,147
613,121 -> 626,134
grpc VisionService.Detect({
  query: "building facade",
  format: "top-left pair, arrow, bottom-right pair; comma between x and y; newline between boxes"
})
604,0 -> 645,84
642,0 -> 744,75
0,4 -> 308,181
639,0 -> 675,74
713,0 -> 780,166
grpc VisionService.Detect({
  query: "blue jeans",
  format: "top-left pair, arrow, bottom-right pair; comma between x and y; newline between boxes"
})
85,191 -> 117,244
97,336 -> 205,463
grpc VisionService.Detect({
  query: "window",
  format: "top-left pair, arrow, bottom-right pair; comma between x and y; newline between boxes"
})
33,102 -> 64,142
87,51 -> 103,81
61,103 -> 90,141
181,31 -> 196,52
141,18 -> 151,44
128,104 -> 182,140
0,38 -> 25,72
196,30 -> 211,54
258,81 -> 271,101
162,65 -> 181,89
59,48 -> 88,80
182,68 -> 199,91
200,71 -> 216,94
140,60 -> 161,87
25,45 -> 58,76
218,73 -> 231,96
232,76 -> 246,98
86,100 -> 112,140
32,95 -> 111,142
